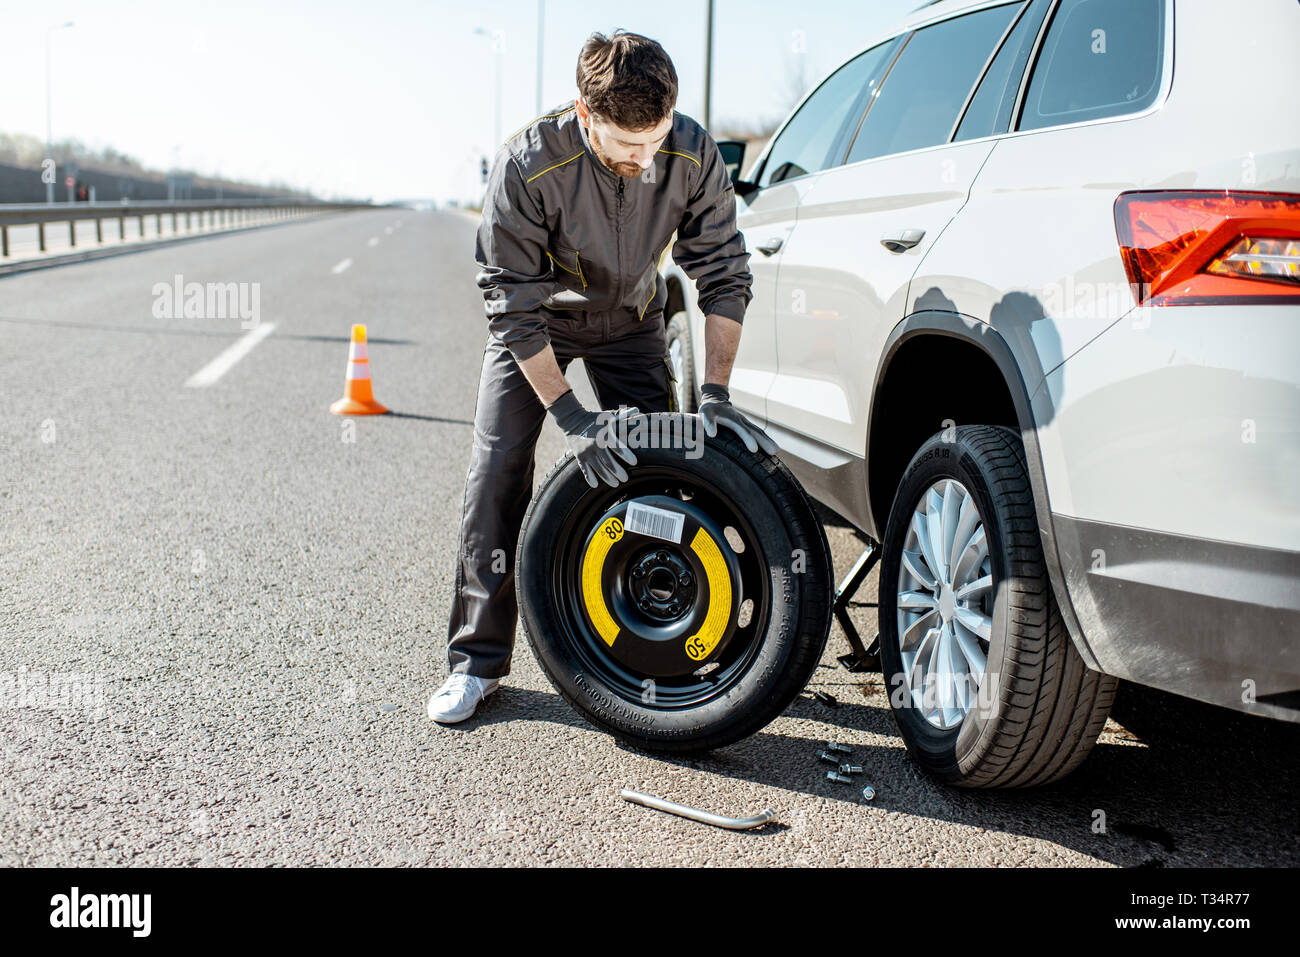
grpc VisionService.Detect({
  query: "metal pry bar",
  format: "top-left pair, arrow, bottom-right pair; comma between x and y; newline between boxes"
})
620,789 -> 777,830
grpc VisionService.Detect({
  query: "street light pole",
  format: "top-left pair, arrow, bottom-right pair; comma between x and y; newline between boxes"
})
495,33 -> 503,148
473,27 -> 504,150
536,0 -> 545,114
702,0 -> 714,133
45,20 -> 75,204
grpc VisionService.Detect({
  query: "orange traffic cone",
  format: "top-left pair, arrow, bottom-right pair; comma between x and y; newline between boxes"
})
329,324 -> 389,415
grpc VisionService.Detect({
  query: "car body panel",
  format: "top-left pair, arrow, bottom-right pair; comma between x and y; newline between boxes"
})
726,178 -> 820,421
1033,305 -> 1300,549
659,0 -> 1300,720
767,140 -> 997,454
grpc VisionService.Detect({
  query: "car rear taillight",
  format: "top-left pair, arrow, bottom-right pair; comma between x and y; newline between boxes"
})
1114,190 -> 1300,306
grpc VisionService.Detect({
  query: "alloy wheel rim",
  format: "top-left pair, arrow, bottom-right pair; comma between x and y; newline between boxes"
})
895,478 -> 994,730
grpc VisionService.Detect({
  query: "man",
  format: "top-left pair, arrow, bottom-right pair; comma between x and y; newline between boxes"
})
429,28 -> 778,724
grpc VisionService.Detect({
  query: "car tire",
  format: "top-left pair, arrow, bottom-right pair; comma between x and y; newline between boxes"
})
516,416 -> 833,753
878,424 -> 1118,787
664,312 -> 697,413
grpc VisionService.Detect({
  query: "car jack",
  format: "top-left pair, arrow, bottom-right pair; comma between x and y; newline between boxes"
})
833,542 -> 881,672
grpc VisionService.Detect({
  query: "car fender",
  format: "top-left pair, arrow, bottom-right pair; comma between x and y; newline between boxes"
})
869,309 -> 1104,672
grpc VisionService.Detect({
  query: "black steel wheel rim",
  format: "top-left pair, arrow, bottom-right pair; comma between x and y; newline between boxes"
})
548,463 -> 773,709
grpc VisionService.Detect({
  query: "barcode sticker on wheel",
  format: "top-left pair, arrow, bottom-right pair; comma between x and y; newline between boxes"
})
624,502 -> 685,544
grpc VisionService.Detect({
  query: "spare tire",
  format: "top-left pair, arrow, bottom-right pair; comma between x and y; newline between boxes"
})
516,413 -> 833,753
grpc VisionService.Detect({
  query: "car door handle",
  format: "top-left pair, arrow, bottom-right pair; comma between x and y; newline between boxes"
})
755,236 -> 784,256
880,228 -> 925,253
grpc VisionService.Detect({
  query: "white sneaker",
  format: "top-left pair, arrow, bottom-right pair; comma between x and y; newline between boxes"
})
427,673 -> 500,723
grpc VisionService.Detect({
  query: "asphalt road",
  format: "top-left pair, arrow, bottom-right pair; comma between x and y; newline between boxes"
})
1,209 -> 1295,867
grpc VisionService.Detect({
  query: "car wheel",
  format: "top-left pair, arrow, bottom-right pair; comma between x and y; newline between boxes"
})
878,424 -> 1117,787
664,312 -> 697,413
516,416 -> 833,753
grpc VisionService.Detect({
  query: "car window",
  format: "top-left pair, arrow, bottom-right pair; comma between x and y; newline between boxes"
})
953,0 -> 1047,141
1018,0 -> 1165,131
756,38 -> 901,188
845,2 -> 1022,164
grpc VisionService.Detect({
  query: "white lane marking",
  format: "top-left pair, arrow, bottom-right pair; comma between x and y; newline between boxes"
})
368,236 -> 379,247
331,257 -> 353,274
384,226 -> 393,235
184,323 -> 276,388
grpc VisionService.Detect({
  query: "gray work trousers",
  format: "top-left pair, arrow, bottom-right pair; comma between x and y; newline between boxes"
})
445,295 -> 679,680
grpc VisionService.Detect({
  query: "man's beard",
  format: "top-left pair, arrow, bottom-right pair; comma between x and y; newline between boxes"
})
589,125 -> 643,178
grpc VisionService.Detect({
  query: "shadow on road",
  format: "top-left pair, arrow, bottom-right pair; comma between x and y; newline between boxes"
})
382,411 -> 474,425
444,672 -> 1300,866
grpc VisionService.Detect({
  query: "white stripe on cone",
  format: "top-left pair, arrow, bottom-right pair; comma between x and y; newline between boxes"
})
347,359 -> 371,380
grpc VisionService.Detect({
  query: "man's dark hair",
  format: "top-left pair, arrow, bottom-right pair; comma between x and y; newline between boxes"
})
576,29 -> 678,132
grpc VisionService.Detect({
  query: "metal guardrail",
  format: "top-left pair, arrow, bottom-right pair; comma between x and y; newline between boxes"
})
0,199 -> 376,257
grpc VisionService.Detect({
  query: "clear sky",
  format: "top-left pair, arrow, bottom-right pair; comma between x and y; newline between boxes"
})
3,0 -> 920,203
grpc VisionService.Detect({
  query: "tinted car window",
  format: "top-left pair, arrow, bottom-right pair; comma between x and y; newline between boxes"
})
757,39 -> 900,187
1018,0 -> 1165,131
846,2 -> 1021,164
954,0 -> 1045,141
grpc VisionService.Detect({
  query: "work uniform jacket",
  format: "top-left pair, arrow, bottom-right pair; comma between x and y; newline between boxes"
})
473,98 -> 753,363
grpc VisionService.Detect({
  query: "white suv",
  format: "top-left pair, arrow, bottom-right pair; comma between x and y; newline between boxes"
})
660,0 -> 1300,786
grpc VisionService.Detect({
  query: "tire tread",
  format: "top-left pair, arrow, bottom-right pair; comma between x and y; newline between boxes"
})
517,424 -> 833,754
881,424 -> 1116,788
